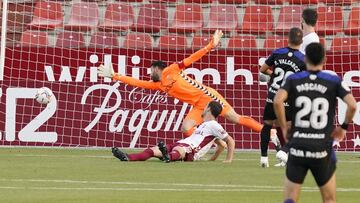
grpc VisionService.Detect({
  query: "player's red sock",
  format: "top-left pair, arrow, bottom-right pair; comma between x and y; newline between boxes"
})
169,150 -> 181,161
128,148 -> 154,161
238,116 -> 263,132
276,127 -> 286,146
184,127 -> 195,137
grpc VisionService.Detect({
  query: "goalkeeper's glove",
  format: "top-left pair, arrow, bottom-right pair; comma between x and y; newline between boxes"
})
276,150 -> 288,164
98,64 -> 115,79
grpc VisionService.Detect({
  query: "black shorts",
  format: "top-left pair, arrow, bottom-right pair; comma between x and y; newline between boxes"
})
286,149 -> 337,187
263,102 -> 291,121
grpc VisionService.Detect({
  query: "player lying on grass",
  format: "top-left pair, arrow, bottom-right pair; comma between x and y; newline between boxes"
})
99,30 -> 277,144
112,101 -> 235,163
259,27 -> 306,168
274,43 -> 357,203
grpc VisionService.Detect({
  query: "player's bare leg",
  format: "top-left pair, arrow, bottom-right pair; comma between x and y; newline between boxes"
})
319,174 -> 336,203
283,177 -> 302,203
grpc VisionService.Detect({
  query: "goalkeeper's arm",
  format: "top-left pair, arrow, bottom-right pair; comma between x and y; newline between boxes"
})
98,64 -> 160,90
178,30 -> 223,69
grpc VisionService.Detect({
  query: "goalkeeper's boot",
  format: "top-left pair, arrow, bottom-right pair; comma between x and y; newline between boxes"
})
112,147 -> 129,161
270,129 -> 281,151
157,141 -> 170,163
260,156 -> 269,168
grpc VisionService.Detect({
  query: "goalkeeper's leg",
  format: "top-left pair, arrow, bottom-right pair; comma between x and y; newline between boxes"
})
181,107 -> 204,136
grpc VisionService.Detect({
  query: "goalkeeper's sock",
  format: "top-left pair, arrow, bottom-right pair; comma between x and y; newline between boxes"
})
128,148 -> 154,161
184,127 -> 195,137
260,124 -> 272,157
276,127 -> 286,146
169,150 -> 181,161
238,116 -> 263,132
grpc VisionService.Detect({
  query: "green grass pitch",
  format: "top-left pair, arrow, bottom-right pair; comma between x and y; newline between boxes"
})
0,148 -> 359,203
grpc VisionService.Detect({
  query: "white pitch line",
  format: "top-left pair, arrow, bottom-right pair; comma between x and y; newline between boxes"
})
3,154 -> 360,163
1,178 -> 359,192
0,186 -> 359,192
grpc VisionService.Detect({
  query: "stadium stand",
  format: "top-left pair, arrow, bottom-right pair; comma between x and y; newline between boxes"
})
274,6 -> 303,34
123,33 -> 153,49
316,6 -> 343,35
56,31 -> 85,48
263,36 -> 288,49
132,3 -> 168,33
0,0 -> 359,50
28,1 -> 63,31
64,2 -> 99,31
89,32 -> 119,48
99,3 -> 134,32
345,7 -> 360,35
227,35 -> 258,49
20,30 -> 49,46
330,37 -> 359,52
202,5 -> 238,33
240,5 -> 273,34
169,4 -> 203,33
158,34 -> 187,49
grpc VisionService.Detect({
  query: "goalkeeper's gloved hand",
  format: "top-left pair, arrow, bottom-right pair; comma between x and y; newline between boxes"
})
212,29 -> 223,48
276,150 -> 288,164
98,63 -> 115,79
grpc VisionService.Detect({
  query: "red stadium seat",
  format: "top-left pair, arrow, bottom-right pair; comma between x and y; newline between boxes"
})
158,34 -> 187,49
99,3 -> 134,32
319,0 -> 355,6
6,12 -> 32,33
149,0 -> 176,3
169,4 -> 203,33
330,37 -> 359,52
316,6 -> 343,35
8,2 -> 34,12
89,32 -> 119,48
20,31 -> 48,46
64,2 -> 99,32
288,0 -> 318,4
123,33 -> 153,49
275,6 -> 303,34
240,5 -> 273,34
185,0 -> 212,3
227,35 -> 257,49
117,0 -> 143,2
218,0 -> 249,3
28,1 -> 63,30
254,0 -> 284,4
345,7 -> 360,35
132,3 -> 167,33
56,31 -> 85,48
202,5 -> 238,33
191,35 -> 211,49
263,36 -> 287,49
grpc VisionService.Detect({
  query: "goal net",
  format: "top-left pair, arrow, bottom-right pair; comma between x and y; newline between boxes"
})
0,0 -> 359,151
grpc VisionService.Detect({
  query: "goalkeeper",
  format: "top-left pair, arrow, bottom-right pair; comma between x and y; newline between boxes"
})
99,30 -> 277,138
112,101 -> 235,163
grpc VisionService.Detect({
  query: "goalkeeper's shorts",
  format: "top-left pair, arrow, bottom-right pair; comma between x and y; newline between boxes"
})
185,88 -> 232,125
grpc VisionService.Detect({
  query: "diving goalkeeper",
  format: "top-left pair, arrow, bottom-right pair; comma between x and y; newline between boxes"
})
98,30 -> 276,138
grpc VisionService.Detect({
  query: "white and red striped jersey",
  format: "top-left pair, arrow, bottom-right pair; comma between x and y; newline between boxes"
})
177,120 -> 228,159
